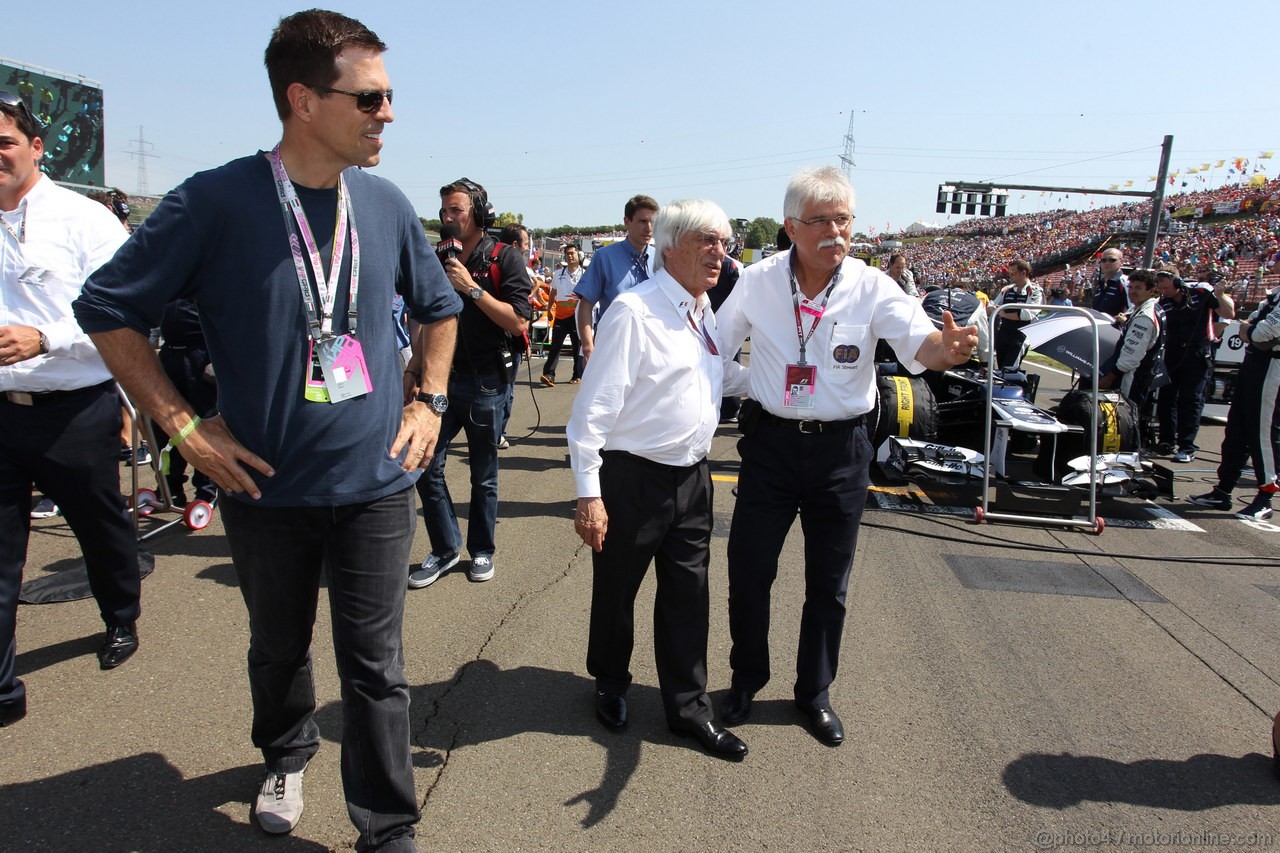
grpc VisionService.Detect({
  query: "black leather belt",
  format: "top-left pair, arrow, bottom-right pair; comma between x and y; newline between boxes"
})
759,410 -> 866,434
2,380 -> 113,407
602,450 -> 705,473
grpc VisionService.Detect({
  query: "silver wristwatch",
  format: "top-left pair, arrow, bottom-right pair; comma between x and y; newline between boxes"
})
468,286 -> 484,301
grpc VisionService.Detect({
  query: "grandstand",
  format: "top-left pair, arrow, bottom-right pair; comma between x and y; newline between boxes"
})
891,179 -> 1280,310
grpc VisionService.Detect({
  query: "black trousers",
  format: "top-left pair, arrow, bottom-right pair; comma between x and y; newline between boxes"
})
0,381 -> 141,704
1156,344 -> 1213,451
586,451 -> 713,727
1216,351 -> 1280,492
542,316 -> 582,381
994,318 -> 1030,370
727,418 -> 871,709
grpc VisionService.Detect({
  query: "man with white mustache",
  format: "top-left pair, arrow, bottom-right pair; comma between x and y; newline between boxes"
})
715,166 -> 978,747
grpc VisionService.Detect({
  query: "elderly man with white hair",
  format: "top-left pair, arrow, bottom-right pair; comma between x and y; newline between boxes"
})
715,166 -> 977,746
568,198 -> 747,760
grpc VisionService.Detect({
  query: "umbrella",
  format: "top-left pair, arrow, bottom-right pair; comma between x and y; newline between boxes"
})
1015,310 -> 1121,376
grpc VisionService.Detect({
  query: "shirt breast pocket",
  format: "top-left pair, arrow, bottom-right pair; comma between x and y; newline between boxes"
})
825,323 -> 870,382
16,244 -> 75,291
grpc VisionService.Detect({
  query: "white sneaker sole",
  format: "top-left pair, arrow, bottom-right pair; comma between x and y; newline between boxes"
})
469,562 -> 495,582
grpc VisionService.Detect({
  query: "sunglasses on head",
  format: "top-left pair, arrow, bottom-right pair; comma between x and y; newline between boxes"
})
308,84 -> 392,114
0,90 -> 43,130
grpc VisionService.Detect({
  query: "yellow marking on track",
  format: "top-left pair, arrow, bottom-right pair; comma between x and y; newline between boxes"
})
711,474 -> 739,484
869,485 -> 915,496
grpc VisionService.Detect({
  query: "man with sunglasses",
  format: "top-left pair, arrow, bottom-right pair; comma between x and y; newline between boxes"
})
574,194 -> 658,366
0,92 -> 142,730
73,11 -> 460,850
1093,248 -> 1132,319
715,166 -> 977,747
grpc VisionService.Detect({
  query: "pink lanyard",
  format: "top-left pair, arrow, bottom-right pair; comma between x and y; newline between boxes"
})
268,145 -> 361,339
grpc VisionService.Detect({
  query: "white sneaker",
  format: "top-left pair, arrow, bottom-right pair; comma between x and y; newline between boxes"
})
255,768 -> 304,834
469,554 -> 495,582
409,552 -> 459,589
30,497 -> 59,519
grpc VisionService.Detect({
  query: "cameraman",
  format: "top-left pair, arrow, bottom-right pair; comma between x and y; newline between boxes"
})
412,179 -> 531,589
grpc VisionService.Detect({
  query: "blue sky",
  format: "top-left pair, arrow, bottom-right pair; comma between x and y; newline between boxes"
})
7,0 -> 1277,231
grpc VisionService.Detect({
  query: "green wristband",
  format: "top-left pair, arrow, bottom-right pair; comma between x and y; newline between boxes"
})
172,416 -> 201,446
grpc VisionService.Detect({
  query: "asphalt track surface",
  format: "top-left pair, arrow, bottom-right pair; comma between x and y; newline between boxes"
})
5,356 -> 1280,852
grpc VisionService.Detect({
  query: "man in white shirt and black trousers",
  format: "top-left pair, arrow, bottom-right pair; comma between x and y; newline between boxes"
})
568,199 -> 747,760
715,166 -> 977,746
0,92 -> 141,729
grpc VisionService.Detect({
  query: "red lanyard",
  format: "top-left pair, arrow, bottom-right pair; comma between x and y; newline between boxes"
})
787,260 -> 840,365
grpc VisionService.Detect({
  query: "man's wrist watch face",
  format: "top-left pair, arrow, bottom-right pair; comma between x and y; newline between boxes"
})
416,392 -> 449,414
469,286 -> 483,301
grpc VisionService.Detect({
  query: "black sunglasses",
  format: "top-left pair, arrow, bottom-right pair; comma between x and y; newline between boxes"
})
0,90 -> 43,130
308,84 -> 392,114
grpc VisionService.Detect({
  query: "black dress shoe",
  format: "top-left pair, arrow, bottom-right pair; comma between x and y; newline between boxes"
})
721,688 -> 754,726
670,720 -> 748,760
0,695 -> 26,727
98,623 -> 139,670
595,690 -> 627,730
800,705 -> 844,746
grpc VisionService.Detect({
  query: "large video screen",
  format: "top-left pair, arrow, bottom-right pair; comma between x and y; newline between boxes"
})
1,61 -> 105,186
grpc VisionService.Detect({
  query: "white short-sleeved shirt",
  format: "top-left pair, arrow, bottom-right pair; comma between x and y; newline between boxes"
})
717,251 -> 936,421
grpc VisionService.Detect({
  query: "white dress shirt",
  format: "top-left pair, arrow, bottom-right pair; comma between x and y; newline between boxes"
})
717,250 -> 936,421
567,270 -> 723,497
1,175 -> 127,392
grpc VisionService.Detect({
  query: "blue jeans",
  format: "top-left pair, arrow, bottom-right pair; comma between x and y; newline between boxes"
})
220,487 -> 418,853
416,368 -> 504,558
501,351 -> 522,436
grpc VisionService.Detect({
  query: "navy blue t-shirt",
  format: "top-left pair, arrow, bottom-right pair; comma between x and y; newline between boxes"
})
75,153 -> 462,507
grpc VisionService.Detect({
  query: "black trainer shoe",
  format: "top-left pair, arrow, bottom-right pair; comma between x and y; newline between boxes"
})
1188,489 -> 1232,511
1236,495 -> 1274,522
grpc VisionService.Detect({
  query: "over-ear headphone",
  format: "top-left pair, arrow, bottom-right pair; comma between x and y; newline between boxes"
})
446,177 -> 495,230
